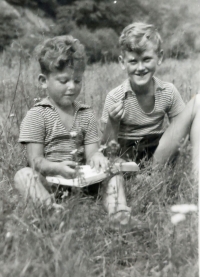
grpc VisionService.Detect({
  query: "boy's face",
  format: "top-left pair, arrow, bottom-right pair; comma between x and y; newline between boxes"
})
119,41 -> 163,90
39,66 -> 83,108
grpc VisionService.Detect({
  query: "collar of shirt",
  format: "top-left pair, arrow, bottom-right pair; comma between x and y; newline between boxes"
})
121,76 -> 164,99
34,97 -> 90,112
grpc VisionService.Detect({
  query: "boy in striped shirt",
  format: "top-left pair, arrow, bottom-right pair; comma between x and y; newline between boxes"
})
101,22 -> 200,177
14,35 -> 141,230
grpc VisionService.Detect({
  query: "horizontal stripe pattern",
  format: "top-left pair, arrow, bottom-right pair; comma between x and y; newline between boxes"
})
19,98 -> 99,163
101,76 -> 185,140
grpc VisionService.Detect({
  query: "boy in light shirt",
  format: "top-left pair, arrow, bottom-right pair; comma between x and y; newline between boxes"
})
101,22 -> 200,177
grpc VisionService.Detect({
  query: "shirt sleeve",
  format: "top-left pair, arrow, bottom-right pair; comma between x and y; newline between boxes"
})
167,85 -> 185,119
19,108 -> 45,144
101,93 -> 116,124
84,111 -> 100,145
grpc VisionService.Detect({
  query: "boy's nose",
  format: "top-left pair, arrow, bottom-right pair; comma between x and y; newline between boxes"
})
137,62 -> 145,71
67,80 -> 75,90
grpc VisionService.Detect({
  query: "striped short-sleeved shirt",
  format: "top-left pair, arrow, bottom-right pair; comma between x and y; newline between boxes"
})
101,76 -> 185,140
19,98 -> 100,164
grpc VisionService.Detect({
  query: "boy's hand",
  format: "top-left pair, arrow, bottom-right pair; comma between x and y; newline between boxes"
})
109,101 -> 125,122
58,161 -> 77,179
90,152 -> 109,172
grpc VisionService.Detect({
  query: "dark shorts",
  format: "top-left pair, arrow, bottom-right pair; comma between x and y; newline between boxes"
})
118,133 -> 164,164
51,181 -> 102,201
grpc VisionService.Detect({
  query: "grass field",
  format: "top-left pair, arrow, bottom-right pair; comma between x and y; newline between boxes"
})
0,53 -> 198,277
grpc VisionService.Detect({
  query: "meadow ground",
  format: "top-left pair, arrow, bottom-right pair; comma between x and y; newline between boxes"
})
0,53 -> 198,277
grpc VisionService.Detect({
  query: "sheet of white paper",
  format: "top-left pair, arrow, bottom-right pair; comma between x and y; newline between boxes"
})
46,162 -> 139,187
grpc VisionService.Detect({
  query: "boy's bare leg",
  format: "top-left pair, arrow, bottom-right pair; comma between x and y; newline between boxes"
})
153,95 -> 200,177
103,174 -> 148,230
102,157 -> 130,217
14,167 -> 52,206
190,107 -> 200,177
103,174 -> 131,216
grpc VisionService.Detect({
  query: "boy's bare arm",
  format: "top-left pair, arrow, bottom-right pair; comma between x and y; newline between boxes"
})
26,143 -> 76,179
101,118 -> 120,144
101,101 -> 124,144
169,114 -> 180,124
85,143 -> 108,171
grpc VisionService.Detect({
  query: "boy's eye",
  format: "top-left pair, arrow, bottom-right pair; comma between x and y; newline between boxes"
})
130,60 -> 137,64
59,79 -> 68,84
74,79 -> 81,84
144,58 -> 151,62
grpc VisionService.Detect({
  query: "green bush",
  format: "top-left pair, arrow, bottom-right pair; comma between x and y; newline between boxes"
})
0,2 -> 23,51
94,28 -> 119,62
3,0 -> 200,61
147,3 -> 200,59
55,0 -> 147,34
6,0 -> 58,16
71,27 -> 119,63
6,0 -> 27,4
17,34 -> 46,56
71,27 -> 102,63
163,23 -> 200,59
53,5 -> 76,35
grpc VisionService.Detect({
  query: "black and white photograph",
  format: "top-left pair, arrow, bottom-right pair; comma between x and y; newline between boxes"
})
0,0 -> 199,276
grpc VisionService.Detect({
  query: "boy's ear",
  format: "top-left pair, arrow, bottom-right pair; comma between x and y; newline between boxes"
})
118,55 -> 126,70
38,74 -> 48,89
157,50 -> 164,65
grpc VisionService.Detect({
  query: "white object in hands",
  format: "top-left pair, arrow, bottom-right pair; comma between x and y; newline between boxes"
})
46,162 -> 139,187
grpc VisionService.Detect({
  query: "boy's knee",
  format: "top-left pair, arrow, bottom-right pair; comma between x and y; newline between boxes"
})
193,94 -> 200,110
187,94 -> 200,118
195,94 -> 200,104
192,95 -> 200,118
14,167 -> 34,188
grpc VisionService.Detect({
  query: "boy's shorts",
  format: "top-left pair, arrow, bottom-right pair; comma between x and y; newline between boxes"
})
118,133 -> 164,164
50,180 -> 102,201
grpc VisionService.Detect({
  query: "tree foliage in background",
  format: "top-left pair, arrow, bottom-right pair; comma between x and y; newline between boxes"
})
71,27 -> 119,63
75,0 -> 146,33
0,1 -> 24,51
147,3 -> 200,59
3,0 -> 200,62
7,0 -> 58,16
53,0 -> 147,62
54,0 -> 146,34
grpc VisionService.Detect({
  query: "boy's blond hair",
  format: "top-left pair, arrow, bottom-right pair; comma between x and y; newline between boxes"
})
119,22 -> 162,54
37,35 -> 86,75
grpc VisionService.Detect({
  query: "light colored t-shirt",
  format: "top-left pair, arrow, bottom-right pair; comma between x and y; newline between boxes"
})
19,98 -> 100,164
101,76 -> 185,140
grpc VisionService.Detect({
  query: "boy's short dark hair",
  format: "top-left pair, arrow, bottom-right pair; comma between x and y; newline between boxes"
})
119,22 -> 162,54
37,35 -> 86,75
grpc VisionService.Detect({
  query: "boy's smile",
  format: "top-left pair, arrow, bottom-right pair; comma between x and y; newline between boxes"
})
39,67 -> 83,109
119,42 -> 163,93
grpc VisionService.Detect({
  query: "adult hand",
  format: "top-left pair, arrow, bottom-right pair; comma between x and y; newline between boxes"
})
58,161 -> 77,179
90,152 -> 109,172
108,101 -> 125,121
